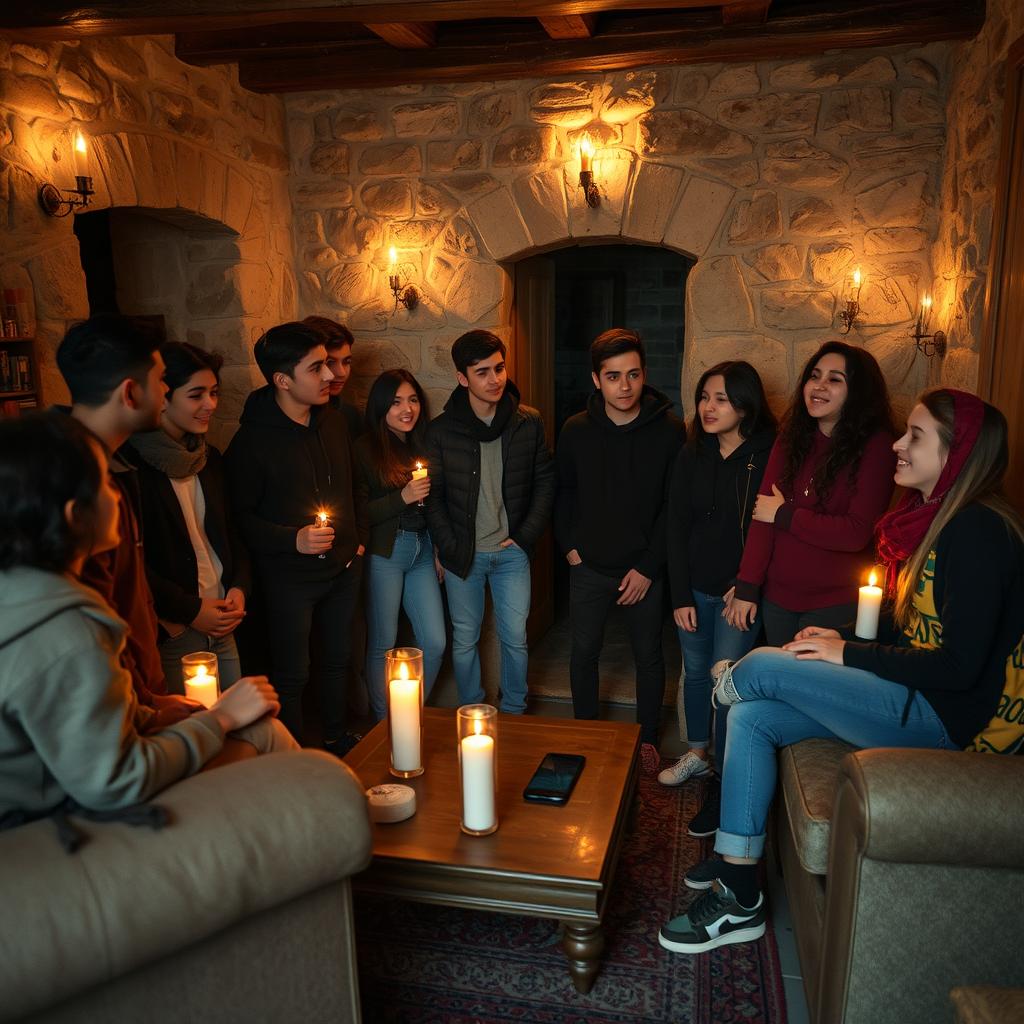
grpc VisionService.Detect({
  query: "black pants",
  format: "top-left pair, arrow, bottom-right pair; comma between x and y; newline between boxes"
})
761,598 -> 857,648
263,561 -> 361,744
569,563 -> 665,745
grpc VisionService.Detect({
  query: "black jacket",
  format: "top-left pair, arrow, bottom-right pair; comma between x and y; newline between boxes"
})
667,427 -> 777,607
352,433 -> 427,559
129,444 -> 252,630
424,381 -> 555,578
224,386 -> 367,583
555,386 -> 682,579
843,503 -> 1024,749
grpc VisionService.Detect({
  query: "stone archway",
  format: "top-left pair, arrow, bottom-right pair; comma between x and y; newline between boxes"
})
17,130 -> 295,436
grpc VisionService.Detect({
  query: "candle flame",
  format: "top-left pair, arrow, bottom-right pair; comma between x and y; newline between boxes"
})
580,133 -> 594,159
852,268 -> 862,288
415,461 -> 423,470
388,245 -> 397,267
399,661 -> 409,681
921,294 -> 933,310
74,130 -> 87,155
473,717 -> 483,737
196,664 -> 208,680
316,509 -> 329,525
868,570 -> 878,587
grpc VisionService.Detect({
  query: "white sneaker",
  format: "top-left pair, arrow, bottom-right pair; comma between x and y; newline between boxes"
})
710,660 -> 742,707
657,750 -> 713,787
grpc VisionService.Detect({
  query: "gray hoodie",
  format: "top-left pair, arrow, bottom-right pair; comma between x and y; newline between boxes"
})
0,567 -> 225,818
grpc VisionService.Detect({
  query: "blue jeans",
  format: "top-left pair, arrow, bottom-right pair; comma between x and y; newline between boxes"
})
365,530 -> 447,721
159,627 -> 242,695
715,648 -> 955,860
444,545 -> 531,713
677,589 -> 759,753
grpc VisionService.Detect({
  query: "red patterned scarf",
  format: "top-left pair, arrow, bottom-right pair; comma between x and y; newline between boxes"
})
875,389 -> 986,592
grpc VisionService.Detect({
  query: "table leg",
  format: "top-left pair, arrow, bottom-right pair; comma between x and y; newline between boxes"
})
561,921 -> 604,993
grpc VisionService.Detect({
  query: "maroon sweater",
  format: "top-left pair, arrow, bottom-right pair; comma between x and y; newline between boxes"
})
734,429 -> 895,611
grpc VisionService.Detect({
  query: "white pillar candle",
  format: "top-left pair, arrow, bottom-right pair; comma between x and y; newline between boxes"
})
460,732 -> 495,832
411,462 -> 427,481
855,571 -> 883,640
389,668 -> 421,773
185,664 -> 218,708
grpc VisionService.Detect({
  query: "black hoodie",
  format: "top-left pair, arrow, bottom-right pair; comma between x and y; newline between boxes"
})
666,426 -> 777,608
224,386 -> 366,583
555,385 -> 682,579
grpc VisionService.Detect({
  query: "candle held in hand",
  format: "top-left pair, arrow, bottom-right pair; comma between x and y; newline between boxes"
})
855,570 -> 883,640
184,663 -> 219,708
315,509 -> 330,559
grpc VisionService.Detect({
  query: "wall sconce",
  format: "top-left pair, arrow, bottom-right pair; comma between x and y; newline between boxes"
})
39,130 -> 94,217
913,294 -> 946,358
578,133 -> 600,209
387,246 -> 418,313
838,267 -> 862,334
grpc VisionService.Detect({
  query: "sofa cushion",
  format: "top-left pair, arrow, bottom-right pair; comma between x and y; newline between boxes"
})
0,750 -> 372,1022
779,737 -> 855,876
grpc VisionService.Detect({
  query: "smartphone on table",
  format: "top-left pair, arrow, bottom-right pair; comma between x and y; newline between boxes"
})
522,752 -> 586,805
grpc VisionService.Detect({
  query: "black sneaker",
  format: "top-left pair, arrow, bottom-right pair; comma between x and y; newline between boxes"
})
659,882 -> 766,953
324,732 -> 363,758
684,854 -> 722,891
687,781 -> 721,838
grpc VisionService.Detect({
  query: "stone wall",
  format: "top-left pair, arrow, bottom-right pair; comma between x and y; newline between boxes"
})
0,34 -> 295,433
930,0 -> 1024,392
286,42 -> 956,423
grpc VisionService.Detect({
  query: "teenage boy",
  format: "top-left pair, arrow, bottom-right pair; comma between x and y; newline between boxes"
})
555,328 -> 682,771
303,315 -> 365,441
225,322 -> 366,754
425,330 -> 554,712
56,315 -> 196,728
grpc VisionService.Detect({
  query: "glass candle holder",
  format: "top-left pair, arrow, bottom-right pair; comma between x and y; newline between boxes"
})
457,704 -> 498,836
182,651 -> 219,708
386,647 -> 424,778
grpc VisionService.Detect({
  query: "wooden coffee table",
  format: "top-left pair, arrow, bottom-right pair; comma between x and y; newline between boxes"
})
345,707 -> 640,993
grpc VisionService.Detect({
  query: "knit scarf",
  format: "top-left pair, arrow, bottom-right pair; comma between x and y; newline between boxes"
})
131,429 -> 208,479
875,389 -> 985,592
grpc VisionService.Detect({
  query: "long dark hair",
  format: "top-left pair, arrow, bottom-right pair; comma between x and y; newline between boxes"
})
364,369 -> 430,488
689,360 -> 777,444
777,341 -> 894,504
0,412 -> 103,572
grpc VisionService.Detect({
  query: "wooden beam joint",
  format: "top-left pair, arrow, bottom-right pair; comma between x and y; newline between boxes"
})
538,14 -> 597,40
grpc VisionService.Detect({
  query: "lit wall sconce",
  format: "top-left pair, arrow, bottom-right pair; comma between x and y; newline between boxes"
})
913,294 -> 946,358
387,246 -> 418,313
578,133 -> 600,209
838,267 -> 863,334
39,130 -> 94,217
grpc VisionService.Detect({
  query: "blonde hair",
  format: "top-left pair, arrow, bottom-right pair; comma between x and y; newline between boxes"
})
894,390 -> 1024,627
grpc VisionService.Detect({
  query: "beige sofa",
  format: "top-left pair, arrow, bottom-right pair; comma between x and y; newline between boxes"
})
776,742 -> 1024,1024
0,751 -> 372,1024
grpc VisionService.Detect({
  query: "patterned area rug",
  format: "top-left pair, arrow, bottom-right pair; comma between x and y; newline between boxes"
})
354,772 -> 788,1024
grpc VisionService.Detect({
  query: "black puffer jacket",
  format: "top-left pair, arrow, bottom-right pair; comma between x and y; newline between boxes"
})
424,381 -> 555,578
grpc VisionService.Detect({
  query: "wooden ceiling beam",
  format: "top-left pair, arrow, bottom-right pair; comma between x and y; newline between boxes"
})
538,14 -> 598,40
0,1 -> 744,40
236,0 -> 984,92
722,0 -> 772,26
365,21 -> 436,48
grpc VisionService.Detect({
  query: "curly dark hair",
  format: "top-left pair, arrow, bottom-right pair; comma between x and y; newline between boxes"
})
777,341 -> 894,505
364,369 -> 430,489
0,412 -> 104,572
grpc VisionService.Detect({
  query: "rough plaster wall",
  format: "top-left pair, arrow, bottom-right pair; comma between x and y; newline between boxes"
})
286,43 -> 961,424
0,34 -> 296,432
930,0 -> 1024,392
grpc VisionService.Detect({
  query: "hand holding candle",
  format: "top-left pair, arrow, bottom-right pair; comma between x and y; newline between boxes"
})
855,569 -> 883,640
182,652 -> 220,708
297,509 -> 334,557
403,461 -> 430,507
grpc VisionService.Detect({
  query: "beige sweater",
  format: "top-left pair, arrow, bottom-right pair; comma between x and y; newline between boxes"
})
0,567 -> 225,817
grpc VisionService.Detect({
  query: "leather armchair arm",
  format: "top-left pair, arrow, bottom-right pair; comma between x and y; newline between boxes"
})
840,748 -> 1024,869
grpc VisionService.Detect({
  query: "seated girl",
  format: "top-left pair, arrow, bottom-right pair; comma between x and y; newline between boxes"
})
659,388 -> 1024,954
130,342 -> 251,692
353,370 -> 446,720
0,413 -> 296,823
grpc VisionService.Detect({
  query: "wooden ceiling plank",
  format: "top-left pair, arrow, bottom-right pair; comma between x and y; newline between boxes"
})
538,14 -> 597,40
365,21 -> 437,48
3,2 -> 721,39
237,0 -> 984,92
722,0 -> 772,26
